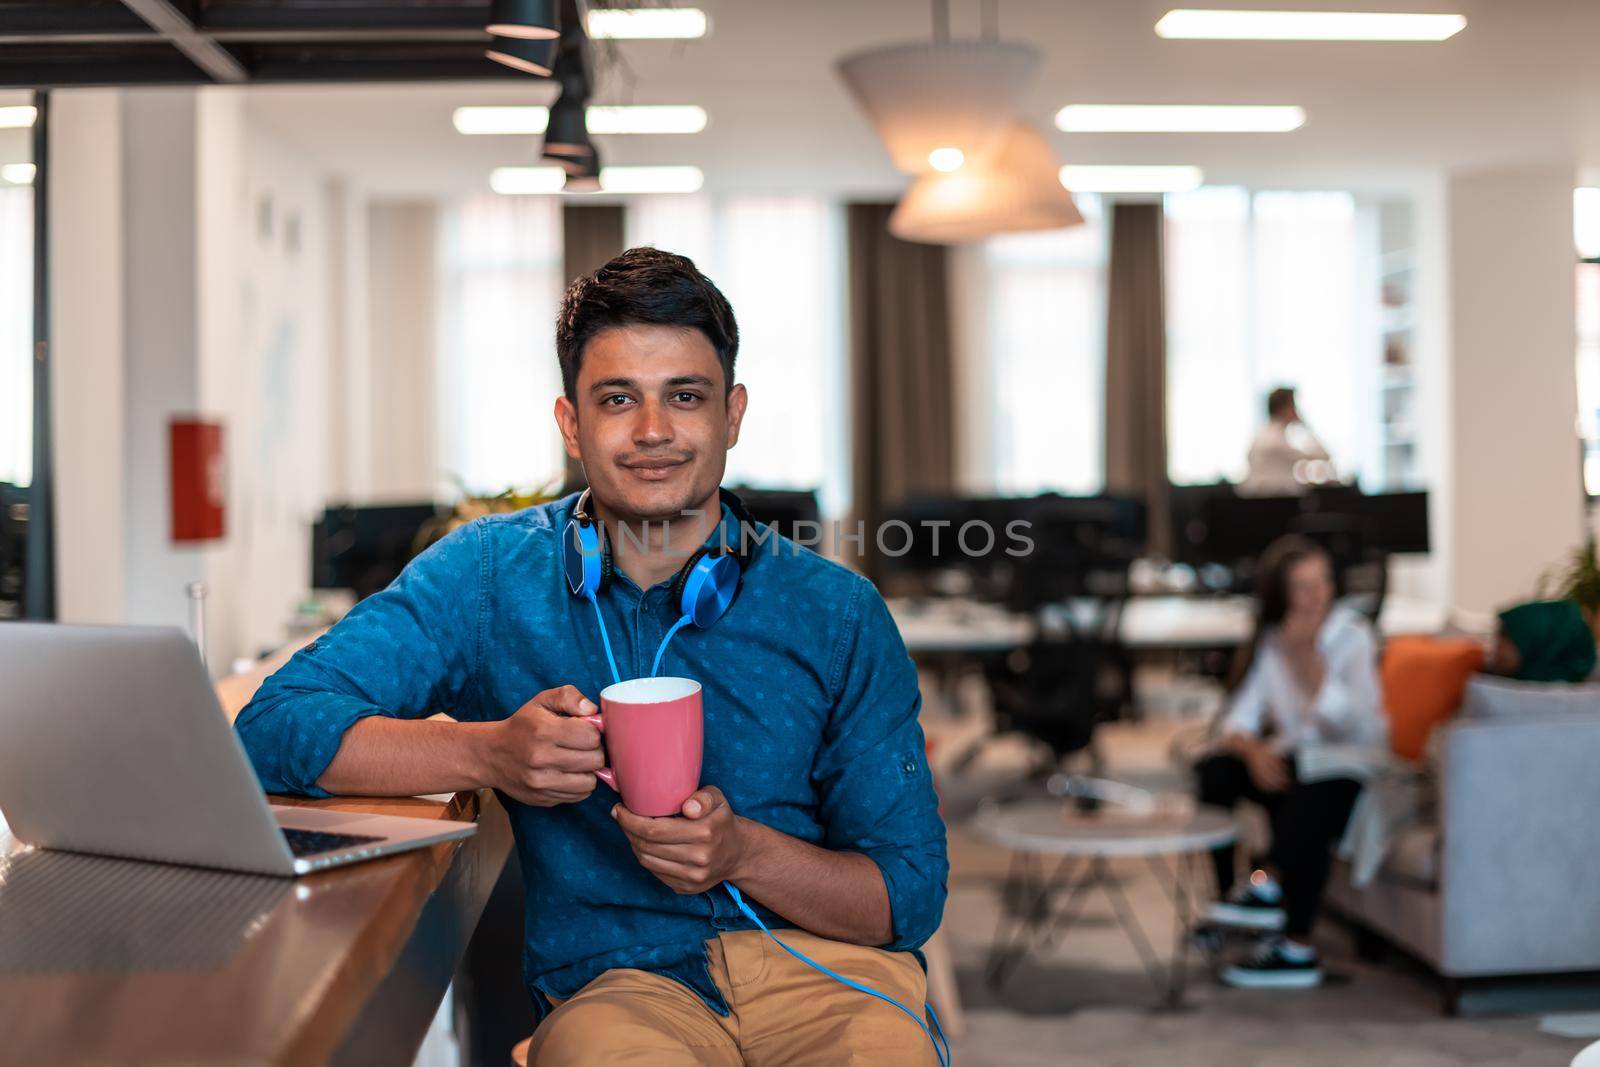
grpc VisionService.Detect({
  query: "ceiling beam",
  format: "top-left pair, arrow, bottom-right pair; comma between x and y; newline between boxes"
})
118,0 -> 247,82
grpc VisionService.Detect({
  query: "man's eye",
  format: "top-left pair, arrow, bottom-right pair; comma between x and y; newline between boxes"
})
672,391 -> 702,403
602,394 -> 633,407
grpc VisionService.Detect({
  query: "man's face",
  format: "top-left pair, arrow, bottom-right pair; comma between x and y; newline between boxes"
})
555,324 -> 747,522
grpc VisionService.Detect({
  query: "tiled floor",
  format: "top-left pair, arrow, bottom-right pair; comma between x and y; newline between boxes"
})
933,720 -> 1591,1067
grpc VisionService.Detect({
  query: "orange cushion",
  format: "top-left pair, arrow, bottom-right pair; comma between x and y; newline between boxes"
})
1381,636 -> 1485,760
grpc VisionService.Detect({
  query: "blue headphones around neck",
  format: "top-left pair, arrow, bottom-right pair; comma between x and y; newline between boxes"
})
562,487 -> 752,682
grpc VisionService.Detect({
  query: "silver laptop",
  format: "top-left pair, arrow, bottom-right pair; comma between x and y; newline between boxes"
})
0,623 -> 475,877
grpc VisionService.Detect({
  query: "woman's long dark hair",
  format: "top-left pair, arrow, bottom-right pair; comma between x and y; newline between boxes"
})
1226,534 -> 1333,692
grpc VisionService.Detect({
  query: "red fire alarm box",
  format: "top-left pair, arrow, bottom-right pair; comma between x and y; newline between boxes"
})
170,418 -> 226,543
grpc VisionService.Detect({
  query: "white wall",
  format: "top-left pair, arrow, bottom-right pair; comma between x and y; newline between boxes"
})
197,88 -> 334,669
120,89 -> 204,632
1445,164 -> 1585,614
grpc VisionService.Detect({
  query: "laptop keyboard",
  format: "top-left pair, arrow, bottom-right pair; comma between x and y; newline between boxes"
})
281,828 -> 384,858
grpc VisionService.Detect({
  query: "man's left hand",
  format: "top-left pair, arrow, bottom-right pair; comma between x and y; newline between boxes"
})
613,786 -> 749,895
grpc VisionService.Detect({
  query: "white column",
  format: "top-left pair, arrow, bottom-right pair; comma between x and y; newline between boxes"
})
366,201 -> 440,501
49,89 -> 126,624
1445,164 -> 1583,614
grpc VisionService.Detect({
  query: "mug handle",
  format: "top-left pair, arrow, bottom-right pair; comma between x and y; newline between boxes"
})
582,713 -> 617,791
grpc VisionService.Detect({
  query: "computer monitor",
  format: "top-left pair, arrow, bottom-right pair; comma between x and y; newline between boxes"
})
311,502 -> 448,602
1198,494 -> 1304,564
1349,491 -> 1430,554
726,486 -> 822,544
880,495 -> 982,574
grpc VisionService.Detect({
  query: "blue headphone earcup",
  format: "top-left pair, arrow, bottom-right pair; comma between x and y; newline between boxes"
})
675,550 -> 741,628
563,518 -> 607,599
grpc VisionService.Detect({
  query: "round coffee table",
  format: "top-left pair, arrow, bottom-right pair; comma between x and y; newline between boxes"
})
969,782 -> 1237,1009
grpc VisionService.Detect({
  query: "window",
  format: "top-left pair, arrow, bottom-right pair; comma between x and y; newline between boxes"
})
627,194 -> 849,517
980,195 -> 1108,495
0,183 -> 31,488
1165,188 -> 1373,487
436,195 -> 567,495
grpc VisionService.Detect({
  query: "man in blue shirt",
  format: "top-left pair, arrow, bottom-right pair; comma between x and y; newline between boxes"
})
236,247 -> 948,1065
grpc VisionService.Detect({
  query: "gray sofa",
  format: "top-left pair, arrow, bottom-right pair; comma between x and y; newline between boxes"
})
1325,675 -> 1600,1011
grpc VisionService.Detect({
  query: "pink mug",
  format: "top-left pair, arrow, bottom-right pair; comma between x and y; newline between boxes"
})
584,677 -> 704,817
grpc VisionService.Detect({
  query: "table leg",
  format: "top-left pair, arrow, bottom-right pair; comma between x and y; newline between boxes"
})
985,851 -> 1083,990
1100,857 -> 1175,1007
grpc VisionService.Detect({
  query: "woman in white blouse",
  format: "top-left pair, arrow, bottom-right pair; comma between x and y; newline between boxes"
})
1195,535 -> 1386,990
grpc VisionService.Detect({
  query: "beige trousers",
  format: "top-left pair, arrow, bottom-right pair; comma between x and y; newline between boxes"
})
527,929 -> 940,1066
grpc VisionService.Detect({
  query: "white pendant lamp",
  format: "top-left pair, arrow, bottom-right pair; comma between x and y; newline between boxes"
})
836,38 -> 1039,174
889,122 -> 1084,245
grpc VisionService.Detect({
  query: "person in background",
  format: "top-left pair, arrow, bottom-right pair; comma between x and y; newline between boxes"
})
1240,386 -> 1333,496
1194,535 -> 1386,989
1485,599 -> 1598,683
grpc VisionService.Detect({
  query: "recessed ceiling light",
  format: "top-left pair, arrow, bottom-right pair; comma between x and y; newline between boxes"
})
587,8 -> 708,40
0,106 -> 36,129
490,166 -> 568,194
1055,104 -> 1306,133
586,106 -> 707,135
1155,10 -> 1466,41
1059,164 -> 1202,193
454,105 -> 707,136
490,165 -> 704,195
596,165 -> 704,194
0,163 -> 35,185
927,147 -> 965,173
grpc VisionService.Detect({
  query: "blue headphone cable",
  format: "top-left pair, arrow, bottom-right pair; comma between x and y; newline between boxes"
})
586,592 -> 623,685
722,881 -> 952,1067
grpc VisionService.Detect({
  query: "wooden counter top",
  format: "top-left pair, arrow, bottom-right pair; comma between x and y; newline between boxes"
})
0,639 -> 512,1067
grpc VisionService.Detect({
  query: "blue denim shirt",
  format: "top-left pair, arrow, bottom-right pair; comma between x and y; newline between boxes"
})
235,493 -> 948,1019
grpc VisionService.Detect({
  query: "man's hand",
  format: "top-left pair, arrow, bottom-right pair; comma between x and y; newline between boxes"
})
613,786 -> 748,895
483,685 -> 604,807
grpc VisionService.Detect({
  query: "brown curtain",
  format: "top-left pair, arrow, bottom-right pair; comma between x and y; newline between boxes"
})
560,203 -> 626,492
1103,201 -> 1170,558
847,203 -> 956,581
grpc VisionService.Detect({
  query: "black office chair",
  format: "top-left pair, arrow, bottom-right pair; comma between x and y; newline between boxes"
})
982,609 -> 1125,769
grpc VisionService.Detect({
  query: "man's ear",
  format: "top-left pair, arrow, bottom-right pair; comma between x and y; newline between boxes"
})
725,383 -> 748,450
554,395 -> 582,461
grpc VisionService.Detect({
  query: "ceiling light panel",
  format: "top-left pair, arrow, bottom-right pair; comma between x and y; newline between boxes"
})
1055,104 -> 1306,133
1155,10 -> 1466,41
0,105 -> 36,129
490,165 -> 704,195
587,8 -> 708,39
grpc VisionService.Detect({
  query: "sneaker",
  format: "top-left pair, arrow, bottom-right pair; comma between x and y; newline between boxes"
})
1220,938 -> 1323,989
1205,877 -> 1287,931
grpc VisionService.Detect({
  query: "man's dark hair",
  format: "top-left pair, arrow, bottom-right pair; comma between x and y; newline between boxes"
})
555,246 -> 739,401
1266,386 -> 1296,419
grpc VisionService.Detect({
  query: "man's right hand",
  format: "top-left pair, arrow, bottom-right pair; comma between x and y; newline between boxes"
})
482,685 -> 605,807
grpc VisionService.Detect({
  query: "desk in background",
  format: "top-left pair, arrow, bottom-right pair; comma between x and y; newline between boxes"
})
891,593 -> 1458,657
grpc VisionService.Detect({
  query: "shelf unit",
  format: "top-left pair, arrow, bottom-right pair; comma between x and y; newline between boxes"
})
1377,235 -> 1418,488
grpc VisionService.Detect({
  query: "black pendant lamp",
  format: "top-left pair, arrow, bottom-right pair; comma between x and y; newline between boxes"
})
487,0 -> 559,40
543,84 -> 590,155
563,146 -> 602,193
485,34 -> 557,76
